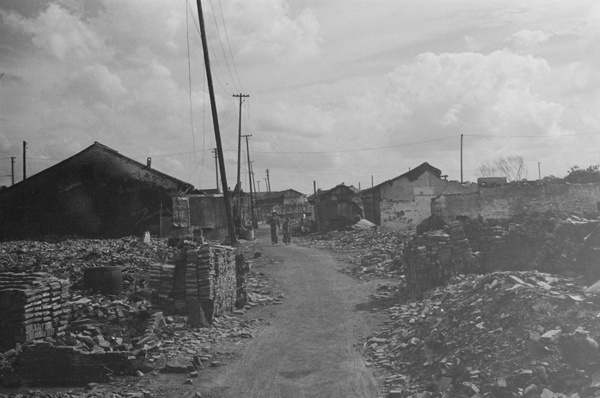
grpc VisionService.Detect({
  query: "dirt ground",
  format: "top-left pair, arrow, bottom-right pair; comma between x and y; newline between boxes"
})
200,225 -> 385,398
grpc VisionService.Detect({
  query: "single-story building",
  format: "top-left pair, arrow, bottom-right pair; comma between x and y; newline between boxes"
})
255,189 -> 310,220
358,162 -> 448,231
311,183 -> 362,231
0,142 -> 194,240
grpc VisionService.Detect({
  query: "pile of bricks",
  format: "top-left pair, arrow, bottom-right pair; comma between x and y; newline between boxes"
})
0,272 -> 70,351
149,263 -> 176,312
184,245 -> 236,322
404,222 -> 480,296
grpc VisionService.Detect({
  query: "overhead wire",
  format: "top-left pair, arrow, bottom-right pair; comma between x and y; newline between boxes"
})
207,0 -> 242,93
185,0 -> 199,181
186,0 -> 234,95
214,0 -> 245,92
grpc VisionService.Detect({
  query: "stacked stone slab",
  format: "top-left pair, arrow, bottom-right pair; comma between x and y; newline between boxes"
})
0,272 -> 70,351
149,263 -> 176,312
404,222 -> 480,296
184,245 -> 236,322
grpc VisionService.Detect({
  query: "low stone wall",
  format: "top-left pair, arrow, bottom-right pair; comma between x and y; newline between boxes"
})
14,342 -> 131,386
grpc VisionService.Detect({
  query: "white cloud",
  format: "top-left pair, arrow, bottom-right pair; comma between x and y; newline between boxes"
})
1,3 -> 109,61
222,0 -> 321,64
504,29 -> 550,52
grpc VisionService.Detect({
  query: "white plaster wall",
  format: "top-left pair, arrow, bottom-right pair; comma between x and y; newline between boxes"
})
378,172 -> 447,230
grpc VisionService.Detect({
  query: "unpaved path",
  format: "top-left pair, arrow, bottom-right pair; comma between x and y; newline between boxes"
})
209,226 -> 382,398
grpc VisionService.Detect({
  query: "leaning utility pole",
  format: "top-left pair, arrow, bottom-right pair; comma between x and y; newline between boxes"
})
233,93 -> 249,188
213,148 -> 219,193
460,134 -> 464,183
242,134 -> 256,227
195,0 -> 236,244
10,157 -> 15,186
22,141 -> 27,181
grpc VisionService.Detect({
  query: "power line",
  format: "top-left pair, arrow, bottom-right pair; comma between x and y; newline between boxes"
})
465,132 -> 600,138
214,0 -> 244,92
207,0 -> 242,93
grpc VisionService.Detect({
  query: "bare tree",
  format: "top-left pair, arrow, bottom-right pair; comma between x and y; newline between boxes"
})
477,155 -> 528,182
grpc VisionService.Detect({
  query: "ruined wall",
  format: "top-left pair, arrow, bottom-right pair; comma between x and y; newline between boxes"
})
404,221 -> 479,296
379,172 -> 447,231
479,183 -> 600,219
436,183 -> 600,221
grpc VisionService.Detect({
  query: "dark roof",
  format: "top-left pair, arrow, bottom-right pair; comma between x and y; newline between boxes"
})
255,189 -> 305,201
307,183 -> 358,202
359,162 -> 442,194
2,141 -> 194,193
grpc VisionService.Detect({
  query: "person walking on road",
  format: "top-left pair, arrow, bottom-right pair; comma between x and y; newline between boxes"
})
267,211 -> 281,245
282,216 -> 291,245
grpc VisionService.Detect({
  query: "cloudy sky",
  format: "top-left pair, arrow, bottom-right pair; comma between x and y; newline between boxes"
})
1,0 -> 600,193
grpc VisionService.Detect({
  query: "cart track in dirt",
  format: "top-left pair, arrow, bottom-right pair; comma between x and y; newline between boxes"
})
208,226 -> 382,398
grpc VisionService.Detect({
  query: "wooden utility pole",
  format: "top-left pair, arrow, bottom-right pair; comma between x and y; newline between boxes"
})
234,93 -> 249,187
242,134 -> 256,227
195,0 -> 236,244
22,141 -> 27,180
460,134 -> 464,183
10,157 -> 15,186
213,148 -> 219,193
266,169 -> 272,194
250,161 -> 257,199
538,162 -> 541,181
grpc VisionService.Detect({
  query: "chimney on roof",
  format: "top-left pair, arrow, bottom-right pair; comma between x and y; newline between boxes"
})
147,157 -> 152,168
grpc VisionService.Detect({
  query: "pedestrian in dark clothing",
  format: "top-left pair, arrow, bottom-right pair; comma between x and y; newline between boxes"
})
267,211 -> 280,245
282,216 -> 291,245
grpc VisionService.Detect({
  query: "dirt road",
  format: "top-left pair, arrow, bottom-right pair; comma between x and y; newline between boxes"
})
210,226 -> 382,398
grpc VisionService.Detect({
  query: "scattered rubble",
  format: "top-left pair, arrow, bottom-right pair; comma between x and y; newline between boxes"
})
299,227 -> 409,279
0,235 -> 283,394
364,270 -> 600,397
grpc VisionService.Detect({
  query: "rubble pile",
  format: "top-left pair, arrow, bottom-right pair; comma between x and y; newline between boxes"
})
300,228 -> 409,278
365,270 -> 600,397
403,222 -> 479,296
462,213 -> 600,274
0,272 -> 70,351
0,237 -> 176,289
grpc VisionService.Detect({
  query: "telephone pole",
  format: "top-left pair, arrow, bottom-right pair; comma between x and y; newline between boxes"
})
22,141 -> 27,181
11,157 -> 15,186
233,93 -> 249,188
195,0 -> 236,244
266,169 -> 273,212
213,148 -> 219,193
242,134 -> 256,227
460,134 -> 464,183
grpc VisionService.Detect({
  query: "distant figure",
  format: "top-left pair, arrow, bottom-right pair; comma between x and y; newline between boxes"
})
300,213 -> 308,234
282,216 -> 291,245
267,211 -> 281,245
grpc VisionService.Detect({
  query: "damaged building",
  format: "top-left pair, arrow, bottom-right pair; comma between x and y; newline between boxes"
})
0,142 -> 194,240
359,162 -> 448,231
311,183 -> 362,231
254,189 -> 310,221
